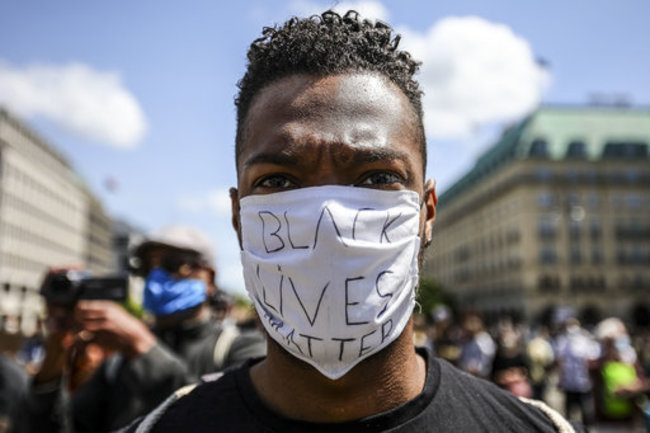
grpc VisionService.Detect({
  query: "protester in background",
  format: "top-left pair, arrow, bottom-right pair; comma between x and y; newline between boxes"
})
555,317 -> 600,428
527,326 -> 555,401
19,225 -> 266,433
207,290 -> 233,323
594,317 -> 648,429
491,324 -> 532,398
431,305 -> 462,366
0,353 -> 27,433
458,312 -> 496,379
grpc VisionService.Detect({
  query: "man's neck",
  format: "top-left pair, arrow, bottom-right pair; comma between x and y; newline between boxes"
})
249,321 -> 426,423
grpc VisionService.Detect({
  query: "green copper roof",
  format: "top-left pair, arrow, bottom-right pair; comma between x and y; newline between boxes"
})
438,106 -> 650,207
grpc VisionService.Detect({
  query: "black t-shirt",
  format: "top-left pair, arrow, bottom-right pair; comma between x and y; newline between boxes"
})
146,348 -> 582,432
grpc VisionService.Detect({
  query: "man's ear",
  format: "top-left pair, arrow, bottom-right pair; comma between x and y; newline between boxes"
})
230,187 -> 243,249
423,179 -> 437,248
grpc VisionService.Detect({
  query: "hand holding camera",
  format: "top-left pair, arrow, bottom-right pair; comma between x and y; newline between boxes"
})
75,300 -> 155,358
35,268 -> 155,389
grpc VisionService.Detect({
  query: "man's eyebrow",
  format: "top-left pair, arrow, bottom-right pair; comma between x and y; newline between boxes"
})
350,147 -> 410,164
242,146 -> 413,170
242,152 -> 301,168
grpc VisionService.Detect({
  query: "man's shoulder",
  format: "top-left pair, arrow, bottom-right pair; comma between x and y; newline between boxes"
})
123,361 -> 263,433
429,356 -> 581,432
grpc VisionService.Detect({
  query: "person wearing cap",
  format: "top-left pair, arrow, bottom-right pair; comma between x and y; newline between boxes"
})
18,225 -> 265,433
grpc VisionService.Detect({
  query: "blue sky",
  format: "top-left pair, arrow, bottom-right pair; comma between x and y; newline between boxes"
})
1,0 -> 649,295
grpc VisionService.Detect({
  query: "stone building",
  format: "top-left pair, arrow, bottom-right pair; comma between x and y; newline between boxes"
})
423,106 -> 650,323
0,109 -> 114,334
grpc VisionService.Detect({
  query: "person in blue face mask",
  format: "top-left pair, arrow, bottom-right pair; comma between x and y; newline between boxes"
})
20,225 -> 266,433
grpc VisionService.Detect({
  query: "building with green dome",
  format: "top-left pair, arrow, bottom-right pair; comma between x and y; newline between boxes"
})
423,105 -> 650,324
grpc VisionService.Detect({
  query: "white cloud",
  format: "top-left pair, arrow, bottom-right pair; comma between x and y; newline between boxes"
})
177,188 -> 232,218
398,16 -> 550,140
0,61 -> 147,148
290,0 -> 389,21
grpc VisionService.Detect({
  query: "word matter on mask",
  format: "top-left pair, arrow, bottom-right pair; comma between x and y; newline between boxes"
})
239,186 -> 421,379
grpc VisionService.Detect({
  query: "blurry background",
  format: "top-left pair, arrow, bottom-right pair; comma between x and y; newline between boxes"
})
0,0 -> 649,333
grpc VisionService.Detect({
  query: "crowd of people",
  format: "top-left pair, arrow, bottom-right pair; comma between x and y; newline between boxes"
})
4,284 -> 650,432
414,306 -> 650,431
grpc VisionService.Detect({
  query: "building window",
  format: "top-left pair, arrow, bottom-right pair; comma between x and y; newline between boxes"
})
569,221 -> 581,240
589,219 -> 602,241
602,141 -> 648,158
586,193 -> 600,210
540,247 -> 557,265
626,194 -> 641,210
566,140 -> 586,158
538,217 -> 557,240
631,247 -> 644,265
567,192 -> 580,207
538,274 -> 561,293
570,247 -> 582,265
587,275 -> 606,293
506,228 -> 521,244
591,249 -> 603,265
570,276 -> 585,293
537,192 -> 556,210
529,139 -> 549,158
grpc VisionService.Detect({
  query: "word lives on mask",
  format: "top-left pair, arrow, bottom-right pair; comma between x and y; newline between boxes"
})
239,185 -> 421,380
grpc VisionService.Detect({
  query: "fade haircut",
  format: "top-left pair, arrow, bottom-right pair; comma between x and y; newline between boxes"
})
235,10 -> 426,173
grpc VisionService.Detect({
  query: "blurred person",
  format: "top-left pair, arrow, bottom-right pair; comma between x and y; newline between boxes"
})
0,353 -> 27,433
207,290 -> 233,324
431,305 -> 462,365
555,317 -> 600,427
16,319 -> 46,376
125,10 -> 582,432
133,226 -> 266,377
458,312 -> 496,379
20,226 -> 265,432
412,313 -> 432,351
527,326 -> 555,401
491,325 -> 532,398
594,317 -> 649,428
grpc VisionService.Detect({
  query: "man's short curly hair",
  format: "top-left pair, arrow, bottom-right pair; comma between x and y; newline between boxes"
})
235,10 -> 426,173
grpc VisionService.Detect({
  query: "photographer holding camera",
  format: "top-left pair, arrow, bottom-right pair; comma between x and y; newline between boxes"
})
19,226 -> 265,433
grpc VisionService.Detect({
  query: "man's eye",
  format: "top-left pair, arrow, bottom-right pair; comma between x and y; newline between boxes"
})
258,175 -> 294,189
359,172 -> 404,186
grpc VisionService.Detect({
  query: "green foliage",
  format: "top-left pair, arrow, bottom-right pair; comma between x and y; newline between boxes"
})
120,295 -> 145,319
416,276 -> 453,318
231,293 -> 253,308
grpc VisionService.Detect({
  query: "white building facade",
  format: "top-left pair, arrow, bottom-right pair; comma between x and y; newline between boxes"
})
0,109 -> 111,335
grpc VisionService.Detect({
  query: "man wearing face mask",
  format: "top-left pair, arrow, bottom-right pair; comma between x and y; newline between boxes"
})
20,226 -> 265,433
125,10 -> 583,433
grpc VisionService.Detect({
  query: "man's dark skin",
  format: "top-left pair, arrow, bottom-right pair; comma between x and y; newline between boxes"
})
229,72 -> 437,422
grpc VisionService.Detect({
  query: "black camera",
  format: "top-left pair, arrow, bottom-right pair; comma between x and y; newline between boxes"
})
40,270 -> 128,306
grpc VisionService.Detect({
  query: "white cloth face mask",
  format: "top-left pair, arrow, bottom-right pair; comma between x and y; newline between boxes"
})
239,185 -> 421,380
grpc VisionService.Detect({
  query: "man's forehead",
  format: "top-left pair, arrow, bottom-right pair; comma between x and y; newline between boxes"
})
249,73 -> 409,115
238,73 -> 422,165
